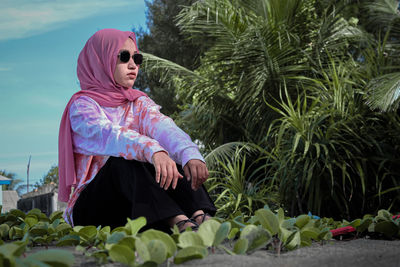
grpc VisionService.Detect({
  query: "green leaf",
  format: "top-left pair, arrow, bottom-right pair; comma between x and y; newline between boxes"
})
9,209 -> 26,219
377,210 -> 392,221
140,229 -> 177,258
356,218 -> 373,233
135,238 -> 150,262
55,223 -> 72,234
49,211 -> 64,223
295,215 -> 310,229
109,244 -> 135,266
173,245 -> 208,264
178,232 -> 204,248
106,231 -> 126,244
56,235 -> 80,246
24,215 -> 38,228
284,231 -> 301,250
233,238 -> 248,255
78,226 -> 98,241
300,228 -> 320,240
240,225 -> 271,253
0,242 -> 25,258
254,209 -> 279,235
0,224 -> 10,239
147,239 -> 167,264
374,221 -> 398,238
26,249 -> 75,267
117,236 -> 136,250
197,219 -> 220,247
228,228 -> 239,240
125,217 -> 147,236
213,222 -> 231,246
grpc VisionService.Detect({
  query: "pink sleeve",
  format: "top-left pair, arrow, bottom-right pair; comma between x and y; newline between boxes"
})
136,96 -> 204,167
69,96 -> 165,163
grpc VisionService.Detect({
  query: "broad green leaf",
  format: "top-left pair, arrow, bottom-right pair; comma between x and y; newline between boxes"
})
0,224 -> 10,238
375,221 -> 398,238
125,217 -> 147,236
357,218 -> 373,233
213,222 -> 231,246
284,231 -> 301,250
140,229 -> 176,258
295,215 -> 310,229
254,209 -> 279,235
26,249 -> 75,267
18,257 -> 51,267
173,245 -> 208,264
55,223 -> 71,234
9,209 -> 26,219
318,228 -> 332,240
135,238 -> 150,262
277,208 -> 285,224
106,231 -> 126,244
178,232 -> 204,248
233,238 -> 248,255
197,219 -> 220,247
24,215 -> 38,228
348,219 -> 361,228
0,243 -> 24,257
147,239 -> 167,264
117,236 -> 136,250
240,225 -> 271,253
228,228 -> 239,240
377,210 -> 392,221
56,235 -> 80,247
78,226 -> 97,241
300,228 -> 320,240
49,211 -> 64,222
109,244 -> 135,266
30,222 -> 49,236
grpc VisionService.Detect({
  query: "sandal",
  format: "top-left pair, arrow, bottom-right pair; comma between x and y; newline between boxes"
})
191,212 -> 211,224
175,219 -> 199,233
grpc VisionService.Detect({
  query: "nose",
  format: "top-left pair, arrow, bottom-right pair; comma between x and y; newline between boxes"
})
128,57 -> 137,69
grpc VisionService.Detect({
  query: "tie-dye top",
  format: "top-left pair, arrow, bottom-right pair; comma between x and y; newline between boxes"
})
63,95 -> 204,225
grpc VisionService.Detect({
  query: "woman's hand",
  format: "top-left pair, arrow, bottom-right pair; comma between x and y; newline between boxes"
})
152,151 -> 183,190
184,159 -> 209,190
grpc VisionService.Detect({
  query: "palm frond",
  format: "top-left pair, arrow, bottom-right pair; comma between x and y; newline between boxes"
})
365,72 -> 400,111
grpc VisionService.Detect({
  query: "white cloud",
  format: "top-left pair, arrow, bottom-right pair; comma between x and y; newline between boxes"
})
0,67 -> 11,71
0,0 -> 143,41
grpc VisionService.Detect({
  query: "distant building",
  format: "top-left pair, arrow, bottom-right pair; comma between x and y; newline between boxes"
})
2,190 -> 19,213
18,183 -> 66,217
0,174 -> 12,212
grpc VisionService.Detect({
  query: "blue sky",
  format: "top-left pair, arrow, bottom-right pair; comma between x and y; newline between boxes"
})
0,0 -> 147,188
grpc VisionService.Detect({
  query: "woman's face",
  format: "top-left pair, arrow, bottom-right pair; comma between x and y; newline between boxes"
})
113,38 -> 139,89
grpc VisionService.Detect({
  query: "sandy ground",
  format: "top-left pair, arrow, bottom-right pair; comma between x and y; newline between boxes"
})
28,238 -> 400,267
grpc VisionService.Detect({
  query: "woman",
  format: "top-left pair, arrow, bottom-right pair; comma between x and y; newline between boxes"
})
58,29 -> 216,232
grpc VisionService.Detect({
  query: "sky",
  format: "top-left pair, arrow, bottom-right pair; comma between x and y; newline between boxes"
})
0,0 -> 147,189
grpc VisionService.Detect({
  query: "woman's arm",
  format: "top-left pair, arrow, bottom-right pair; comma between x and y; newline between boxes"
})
137,96 -> 208,190
136,97 -> 204,167
69,96 -> 165,163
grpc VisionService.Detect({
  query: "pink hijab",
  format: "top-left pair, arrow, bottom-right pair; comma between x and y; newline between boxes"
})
58,29 -> 146,202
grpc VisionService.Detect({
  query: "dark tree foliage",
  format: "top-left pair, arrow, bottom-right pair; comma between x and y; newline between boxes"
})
133,0 -> 201,116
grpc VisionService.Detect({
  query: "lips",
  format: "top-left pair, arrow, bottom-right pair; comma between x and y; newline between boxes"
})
127,73 -> 136,78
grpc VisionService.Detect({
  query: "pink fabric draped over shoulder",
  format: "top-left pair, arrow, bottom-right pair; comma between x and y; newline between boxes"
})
58,29 -> 146,202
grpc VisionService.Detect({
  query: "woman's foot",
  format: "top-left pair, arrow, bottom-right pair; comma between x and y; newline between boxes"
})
168,215 -> 199,233
191,210 -> 211,225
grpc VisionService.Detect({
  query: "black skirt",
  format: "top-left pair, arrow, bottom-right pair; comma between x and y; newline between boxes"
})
72,156 -> 217,232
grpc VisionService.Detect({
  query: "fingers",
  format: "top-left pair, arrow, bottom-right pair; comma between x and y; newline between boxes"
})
172,167 -> 183,190
183,165 -> 191,182
159,163 -> 168,188
190,164 -> 198,190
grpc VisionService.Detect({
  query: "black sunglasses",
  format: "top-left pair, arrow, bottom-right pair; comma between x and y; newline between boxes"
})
118,50 -> 143,65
